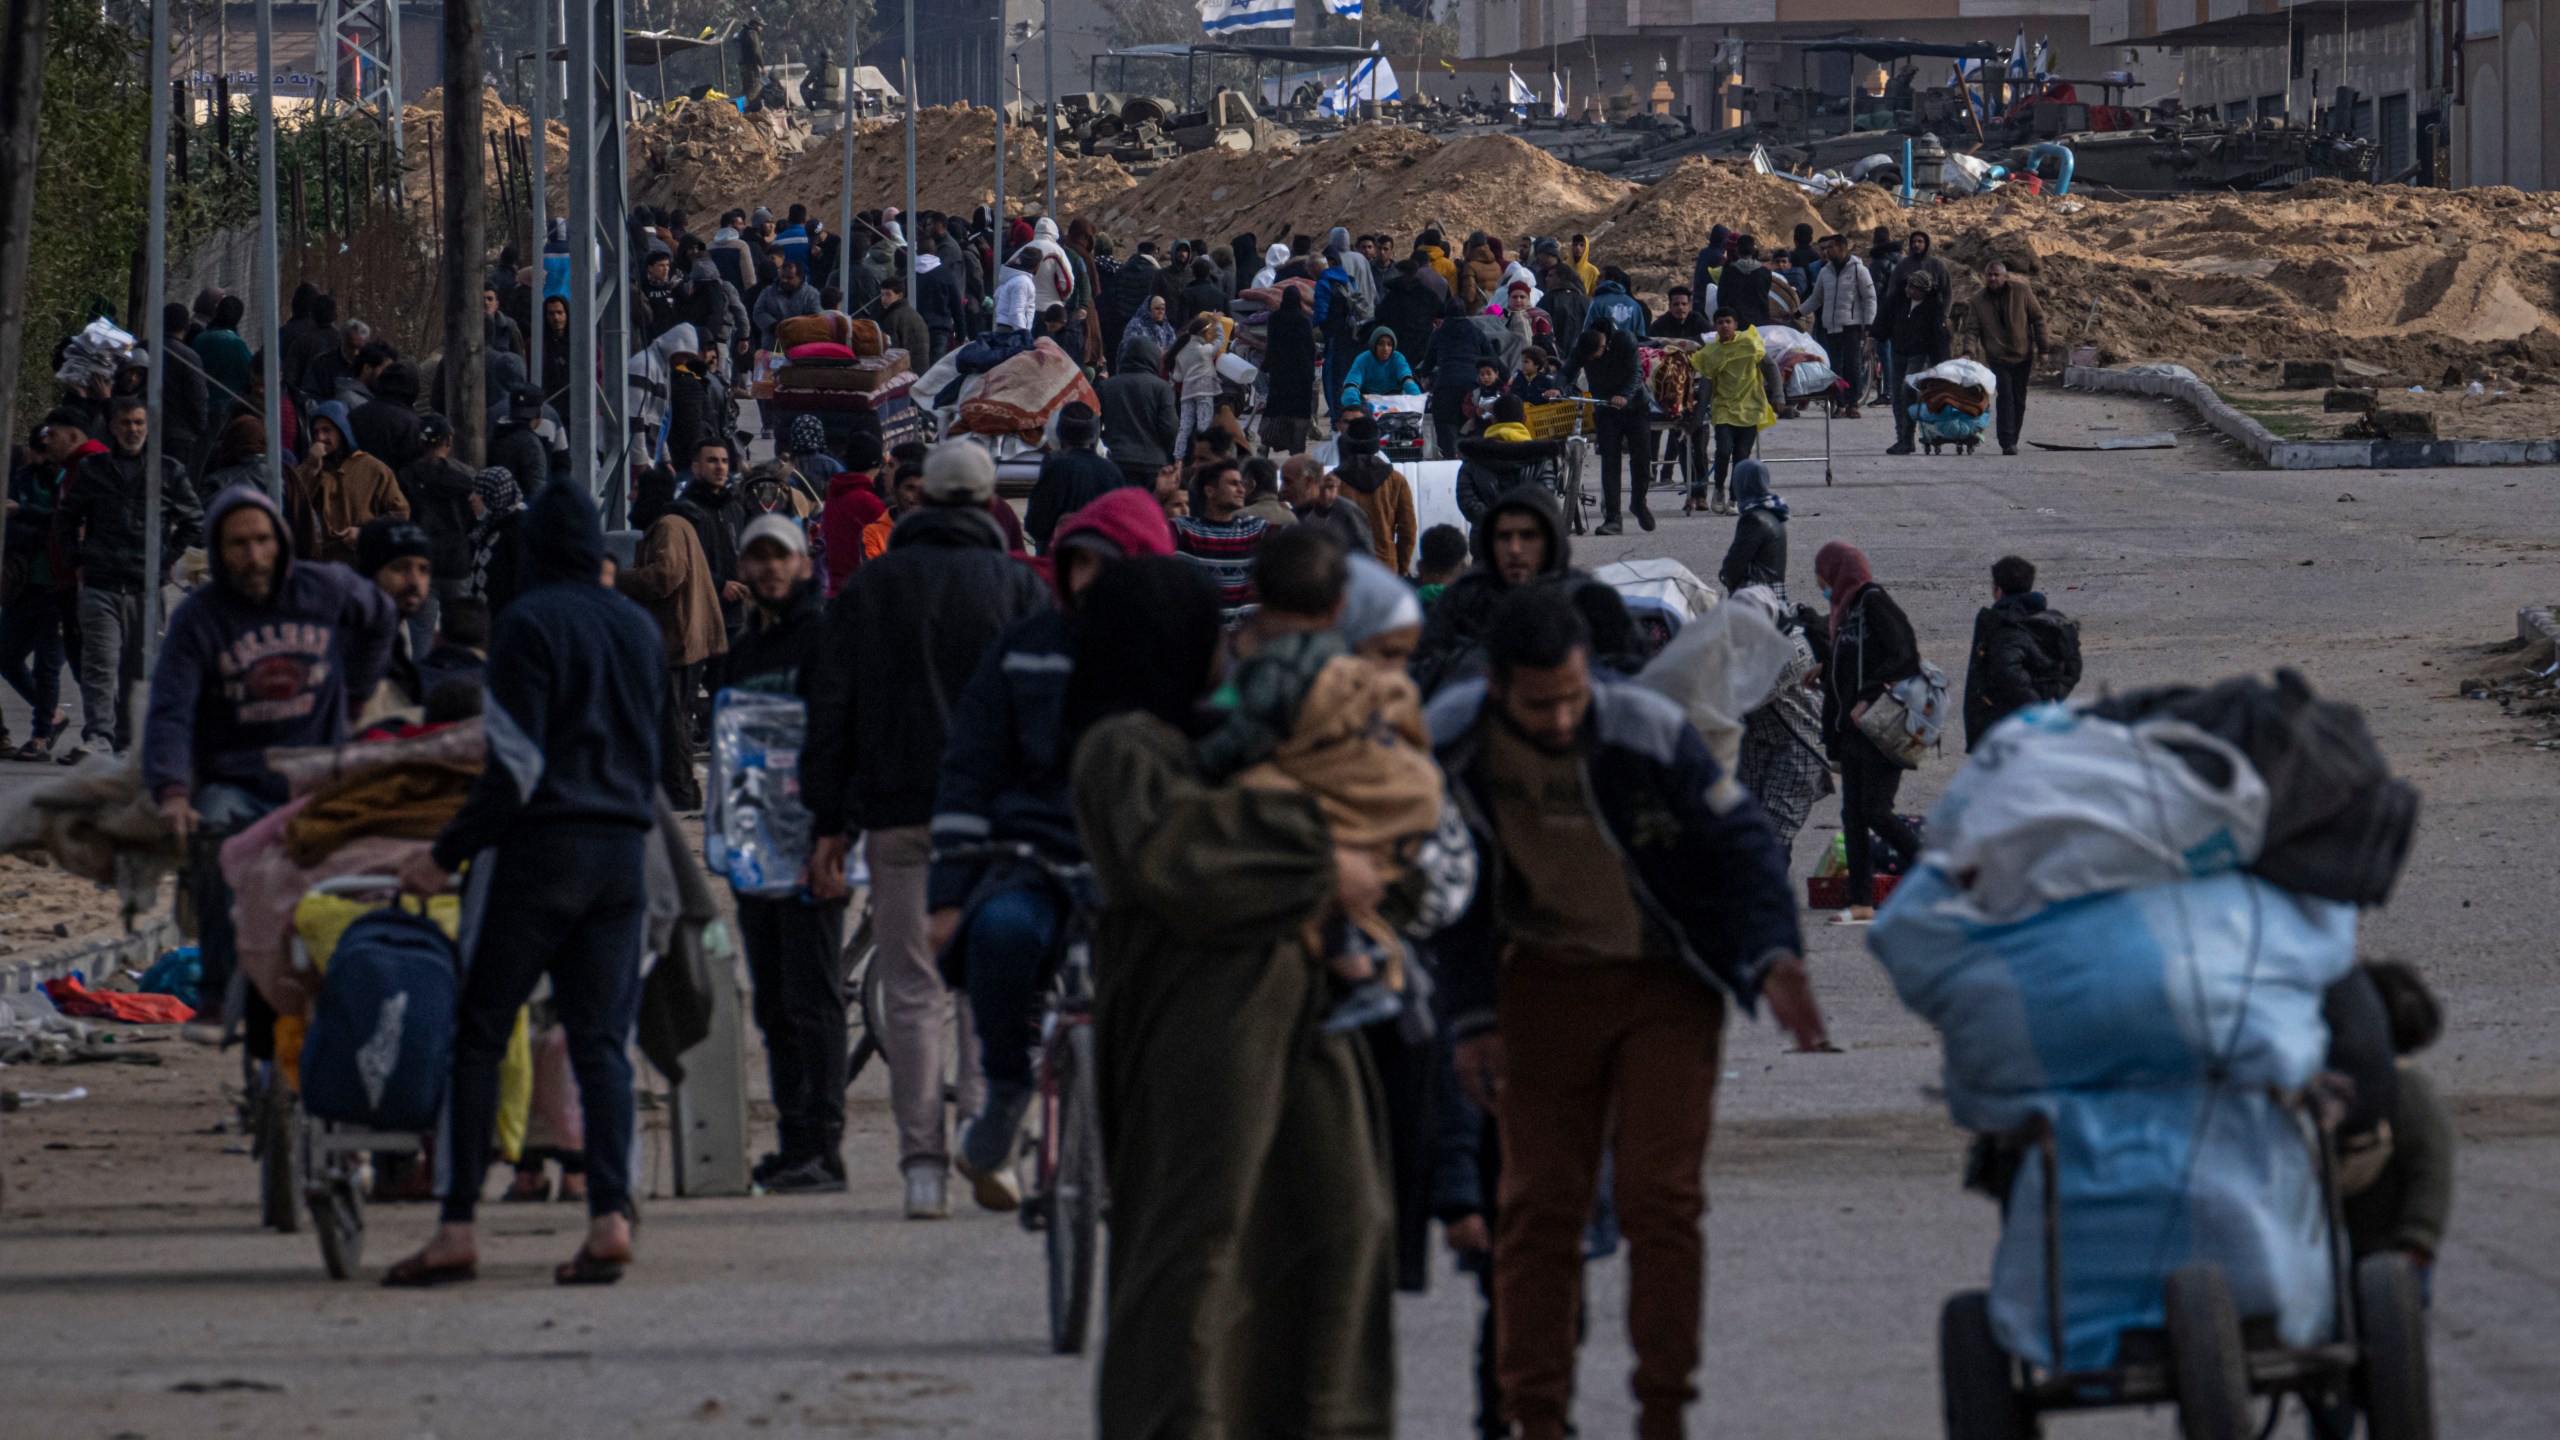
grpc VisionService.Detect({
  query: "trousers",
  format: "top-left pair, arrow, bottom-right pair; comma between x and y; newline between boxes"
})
660,660 -> 703,810
1592,403 -> 1650,523
1495,951 -> 1727,1440
867,825 -> 981,1170
1173,394 -> 1217,466
0,587 -> 67,741
1990,357 -> 2033,449
1889,345 -> 1947,446
73,587 -> 144,748
1839,744 -> 1922,908
440,822 -> 648,1223
737,892 -> 851,1162
1709,423 -> 1759,500
187,782 -> 277,1027
960,881 -> 1060,1091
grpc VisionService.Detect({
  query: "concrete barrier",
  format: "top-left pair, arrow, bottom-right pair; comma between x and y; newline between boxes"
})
2064,366 -> 2560,470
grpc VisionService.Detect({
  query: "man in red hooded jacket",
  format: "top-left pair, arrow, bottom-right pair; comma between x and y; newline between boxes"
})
817,430 -> 886,595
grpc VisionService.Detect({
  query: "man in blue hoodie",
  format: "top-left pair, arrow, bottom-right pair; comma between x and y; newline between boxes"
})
390,481 -> 665,1288
145,486 -> 398,1041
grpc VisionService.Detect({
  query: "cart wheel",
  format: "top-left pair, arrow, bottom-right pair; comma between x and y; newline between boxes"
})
1939,1291 -> 2038,1440
2355,1253 -> 2433,1440
1046,1023 -> 1104,1356
2164,1263 -> 2252,1440
258,1075 -> 302,1234
311,1174 -> 366,1280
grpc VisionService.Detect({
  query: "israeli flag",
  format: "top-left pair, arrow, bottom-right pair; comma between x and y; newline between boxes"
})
2032,38 -> 2050,79
1507,67 -> 1536,114
1321,55 -> 1401,114
1197,0 -> 1293,33
2008,26 -> 2030,79
1324,0 -> 1363,17
1552,72 -> 1566,117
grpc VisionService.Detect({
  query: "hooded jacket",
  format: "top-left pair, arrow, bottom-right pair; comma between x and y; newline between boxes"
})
1427,674 -> 1803,1033
1330,226 -> 1378,312
619,503 -> 728,668
1421,316 -> 1497,418
1963,591 -> 2080,749
1717,258 -> 1778,328
397,453 -> 480,580
1809,253 -> 1879,332
1410,485 -> 1636,698
1717,462 -> 1788,596
1375,269 -> 1447,366
1102,254 -> 1161,346
1260,291 -> 1319,420
57,436 -> 205,592
1330,445 -> 1416,575
1583,279 -> 1648,341
1025,444 -> 1126,554
288,401 -> 408,566
1339,344 -> 1418,407
1097,335 -> 1179,468
431,481 -> 667,870
819,468 -> 887,594
1453,431 -> 1554,526
348,363 -> 425,474
803,503 -> 1052,837
142,487 -> 397,804
1963,276 -> 2049,367
927,487 -> 1172,912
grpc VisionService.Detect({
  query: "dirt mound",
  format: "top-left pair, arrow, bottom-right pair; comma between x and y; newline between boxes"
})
1927,183 -> 2560,387
1091,125 -> 1629,251
1588,157 -> 1823,292
1818,183 -> 1906,240
630,99 -> 789,216
744,105 -> 1134,225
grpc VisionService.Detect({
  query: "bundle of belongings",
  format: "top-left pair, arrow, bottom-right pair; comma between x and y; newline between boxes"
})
1869,670 -> 2419,1371
1758,324 -> 1840,398
1639,344 -> 1698,420
54,317 -> 136,391
1906,357 -> 1997,443
955,337 -> 1104,442
0,752 -> 187,918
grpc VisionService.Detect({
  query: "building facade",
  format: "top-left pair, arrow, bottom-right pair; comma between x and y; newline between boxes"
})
2455,0 -> 2559,188
866,0 -> 1119,108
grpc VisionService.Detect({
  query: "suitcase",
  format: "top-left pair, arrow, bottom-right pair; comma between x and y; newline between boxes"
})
299,907 -> 458,1133
778,350 -> 909,394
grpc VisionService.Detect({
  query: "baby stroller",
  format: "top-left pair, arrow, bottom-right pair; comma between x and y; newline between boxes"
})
1906,358 -> 1998,456
1364,393 -> 1430,461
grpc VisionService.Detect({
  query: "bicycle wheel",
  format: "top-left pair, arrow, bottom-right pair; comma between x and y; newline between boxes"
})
311,1168 -> 366,1280
1046,1022 -> 1104,1355
257,1072 -> 302,1234
843,909 -> 883,1086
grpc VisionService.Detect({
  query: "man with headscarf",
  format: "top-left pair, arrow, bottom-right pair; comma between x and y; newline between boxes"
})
805,441 -> 1051,1219
468,465 -> 529,615
147,485 -> 397,1043
618,465 -> 727,809
389,481 -> 666,1290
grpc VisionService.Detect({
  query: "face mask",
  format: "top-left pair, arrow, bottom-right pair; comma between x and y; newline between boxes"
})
1820,586 -> 1833,602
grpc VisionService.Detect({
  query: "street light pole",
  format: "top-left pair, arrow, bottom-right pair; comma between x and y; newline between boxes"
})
527,0 -> 545,403
143,0 -> 171,660
901,0 -> 916,307
839,0 -> 857,308
1041,0 -> 1054,219
256,0 -> 283,500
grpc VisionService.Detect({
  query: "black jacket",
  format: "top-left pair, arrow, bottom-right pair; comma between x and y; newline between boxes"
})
1577,324 -> 1644,402
349,366 -> 425,475
431,482 -> 665,870
1820,584 -> 1921,753
1537,267 -> 1587,368
1260,304 -> 1318,420
1096,336 -> 1178,469
1717,506 -> 1786,596
397,454 -> 480,581
1176,278 -> 1229,330
671,483 -> 747,631
487,422 -> 553,498
1421,317 -> 1494,417
803,504 -> 1051,836
1411,485 -> 1635,698
56,445 -> 204,593
1452,436 -> 1556,528
1374,272 -> 1446,366
1718,259 -> 1778,327
1100,256 -> 1160,353
1962,591 -> 2080,750
724,579 -> 827,700
1024,447 -> 1126,553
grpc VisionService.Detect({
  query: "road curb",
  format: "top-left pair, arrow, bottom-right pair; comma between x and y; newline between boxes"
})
0,914 -> 180,996
2064,365 -> 2560,469
2522,605 -> 2560,649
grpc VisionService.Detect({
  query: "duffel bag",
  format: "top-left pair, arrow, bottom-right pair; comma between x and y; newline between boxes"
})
300,907 -> 458,1132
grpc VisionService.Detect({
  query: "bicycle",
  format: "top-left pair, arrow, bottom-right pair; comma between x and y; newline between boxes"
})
933,841 -> 1105,1355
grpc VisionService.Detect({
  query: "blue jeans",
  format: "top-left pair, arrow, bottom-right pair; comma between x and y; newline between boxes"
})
960,883 -> 1060,1091
0,586 -> 67,741
190,781 -> 279,1025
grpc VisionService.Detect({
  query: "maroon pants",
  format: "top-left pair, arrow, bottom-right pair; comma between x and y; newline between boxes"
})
1494,949 -> 1727,1440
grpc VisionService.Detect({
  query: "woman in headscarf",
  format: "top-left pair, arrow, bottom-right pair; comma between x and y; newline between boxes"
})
1259,285 -> 1318,456
1813,540 -> 1924,926
1121,293 -> 1178,359
1726,582 -> 1829,862
198,413 -> 273,507
1716,459 -> 1788,601
469,465 -> 529,616
539,296 -> 573,408
1252,241 -> 1290,292
1068,554 -> 1400,1438
616,464 -> 725,809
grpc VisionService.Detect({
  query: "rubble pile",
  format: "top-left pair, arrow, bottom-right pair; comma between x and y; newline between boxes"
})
630,99 -> 792,216
749,106 -> 1136,224
1817,183 -> 1910,239
1090,125 -> 1630,252
1588,157 -> 1824,292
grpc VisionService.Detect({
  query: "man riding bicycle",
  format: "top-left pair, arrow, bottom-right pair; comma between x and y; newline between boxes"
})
928,487 -> 1172,1210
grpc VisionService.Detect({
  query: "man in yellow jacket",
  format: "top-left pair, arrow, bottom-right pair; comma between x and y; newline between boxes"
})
1688,307 -> 1777,516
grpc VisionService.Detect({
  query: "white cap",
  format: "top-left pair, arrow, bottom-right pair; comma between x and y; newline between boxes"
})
922,439 -> 997,505
739,512 -> 808,557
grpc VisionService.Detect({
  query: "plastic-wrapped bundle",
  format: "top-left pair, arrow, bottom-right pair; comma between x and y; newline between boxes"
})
706,690 -> 812,896
54,318 -> 136,391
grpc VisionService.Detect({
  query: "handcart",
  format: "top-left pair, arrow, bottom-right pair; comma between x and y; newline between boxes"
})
1519,399 -> 1595,535
1942,1103 -> 2433,1440
270,874 -> 464,1280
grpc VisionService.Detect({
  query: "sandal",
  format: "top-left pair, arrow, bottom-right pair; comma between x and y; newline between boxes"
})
380,1251 -> 478,1288
501,1171 -> 553,1203
554,1247 -> 628,1286
11,738 -> 48,762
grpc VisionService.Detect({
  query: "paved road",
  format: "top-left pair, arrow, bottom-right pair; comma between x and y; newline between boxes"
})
3,388 -> 2557,1439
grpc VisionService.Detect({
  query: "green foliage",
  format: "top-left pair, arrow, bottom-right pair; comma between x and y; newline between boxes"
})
22,1 -> 151,402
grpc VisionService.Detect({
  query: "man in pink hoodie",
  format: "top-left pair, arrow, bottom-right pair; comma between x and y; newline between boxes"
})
816,430 -> 886,595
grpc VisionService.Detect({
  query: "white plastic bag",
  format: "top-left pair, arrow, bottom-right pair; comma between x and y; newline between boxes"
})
1757,324 -> 1830,369
1909,356 -> 1999,395
1925,707 -> 2269,924
1635,600 -> 1792,785
706,690 -> 813,897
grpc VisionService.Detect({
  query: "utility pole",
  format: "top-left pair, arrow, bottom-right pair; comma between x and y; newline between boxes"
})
1041,0 -> 1054,219
256,0 -> 282,499
142,0 -> 172,663
839,0 -> 857,308
442,0 -> 486,464
526,0 -> 546,406
902,10 -> 916,308
0,0 -> 52,454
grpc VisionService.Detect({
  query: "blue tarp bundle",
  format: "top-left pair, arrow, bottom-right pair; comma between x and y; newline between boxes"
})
1871,864 -> 2356,1369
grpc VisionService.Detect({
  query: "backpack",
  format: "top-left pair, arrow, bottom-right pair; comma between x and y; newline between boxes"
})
1857,659 -> 1951,770
2031,612 -> 2084,702
300,908 -> 458,1132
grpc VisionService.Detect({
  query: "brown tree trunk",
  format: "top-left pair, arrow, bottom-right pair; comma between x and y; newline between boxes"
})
0,0 -> 50,581
442,0 -> 486,465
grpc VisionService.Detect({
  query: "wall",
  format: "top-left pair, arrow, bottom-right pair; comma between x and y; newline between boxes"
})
2452,0 -> 2558,189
